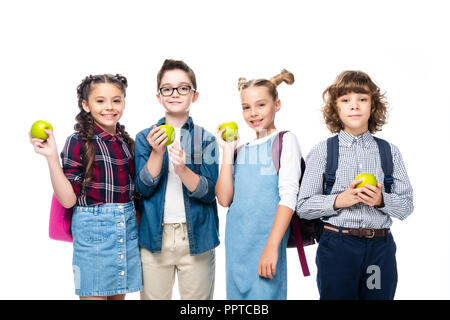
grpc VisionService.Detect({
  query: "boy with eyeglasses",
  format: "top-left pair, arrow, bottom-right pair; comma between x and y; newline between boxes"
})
135,59 -> 219,300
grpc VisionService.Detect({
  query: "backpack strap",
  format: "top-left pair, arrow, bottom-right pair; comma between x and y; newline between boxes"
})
272,131 -> 287,175
373,137 -> 394,193
233,144 -> 245,162
324,135 -> 339,195
193,125 -> 203,174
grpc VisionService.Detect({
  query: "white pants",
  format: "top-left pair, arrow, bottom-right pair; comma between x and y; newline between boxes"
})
140,223 -> 215,300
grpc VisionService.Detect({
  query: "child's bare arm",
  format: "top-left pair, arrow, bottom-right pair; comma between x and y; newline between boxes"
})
30,130 -> 77,208
258,205 -> 293,279
214,127 -> 238,207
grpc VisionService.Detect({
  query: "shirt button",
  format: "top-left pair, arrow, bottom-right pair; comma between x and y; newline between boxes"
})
119,238 -> 124,243
120,271 -> 125,276
119,222 -> 125,227
120,254 -> 125,259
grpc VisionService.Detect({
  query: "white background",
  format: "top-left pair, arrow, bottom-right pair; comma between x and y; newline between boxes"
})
1,0 -> 449,299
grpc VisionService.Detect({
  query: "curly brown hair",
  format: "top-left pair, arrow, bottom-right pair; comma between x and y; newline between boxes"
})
322,70 -> 388,134
75,74 -> 135,189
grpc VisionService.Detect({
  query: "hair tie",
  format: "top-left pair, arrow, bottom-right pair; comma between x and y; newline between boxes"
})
238,77 -> 247,91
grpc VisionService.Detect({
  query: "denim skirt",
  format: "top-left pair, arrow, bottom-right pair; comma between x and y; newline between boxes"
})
71,202 -> 142,297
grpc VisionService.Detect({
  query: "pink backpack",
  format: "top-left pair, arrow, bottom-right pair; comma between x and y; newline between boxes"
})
49,194 -> 73,242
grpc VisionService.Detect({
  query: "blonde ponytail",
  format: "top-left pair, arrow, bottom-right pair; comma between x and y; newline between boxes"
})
269,69 -> 295,87
238,69 -> 294,101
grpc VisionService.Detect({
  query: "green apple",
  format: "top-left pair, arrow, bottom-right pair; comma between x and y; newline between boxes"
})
158,124 -> 176,146
354,173 -> 377,188
219,121 -> 239,142
30,120 -> 53,140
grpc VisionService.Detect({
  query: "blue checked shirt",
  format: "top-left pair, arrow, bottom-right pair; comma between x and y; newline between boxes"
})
296,130 -> 414,229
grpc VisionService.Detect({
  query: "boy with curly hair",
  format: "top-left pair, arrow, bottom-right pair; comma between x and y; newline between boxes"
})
296,70 -> 414,300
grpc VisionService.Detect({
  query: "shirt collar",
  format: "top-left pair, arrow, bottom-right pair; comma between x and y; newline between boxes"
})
156,116 -> 194,130
338,130 -> 374,148
93,123 -> 122,142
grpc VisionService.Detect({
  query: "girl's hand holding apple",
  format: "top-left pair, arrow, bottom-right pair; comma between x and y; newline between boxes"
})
29,129 -> 59,161
215,125 -> 240,165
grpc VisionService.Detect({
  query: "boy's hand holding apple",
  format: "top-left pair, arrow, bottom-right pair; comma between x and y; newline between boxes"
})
333,179 -> 364,210
353,173 -> 383,207
147,125 -> 169,155
334,178 -> 384,209
357,183 -> 384,207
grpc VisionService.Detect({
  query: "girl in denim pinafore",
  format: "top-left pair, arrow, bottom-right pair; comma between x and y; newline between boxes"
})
226,135 -> 288,299
30,74 -> 142,299
215,70 -> 302,300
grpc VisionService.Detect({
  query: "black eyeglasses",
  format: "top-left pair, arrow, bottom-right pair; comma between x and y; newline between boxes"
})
158,85 -> 196,97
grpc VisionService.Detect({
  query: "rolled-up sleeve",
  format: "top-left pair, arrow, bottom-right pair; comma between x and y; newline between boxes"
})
187,133 -> 218,204
134,131 -> 163,198
60,133 -> 83,198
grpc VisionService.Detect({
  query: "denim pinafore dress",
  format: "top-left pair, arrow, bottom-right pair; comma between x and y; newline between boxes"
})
225,134 -> 289,300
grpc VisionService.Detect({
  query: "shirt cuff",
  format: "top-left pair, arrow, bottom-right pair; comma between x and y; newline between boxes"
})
279,194 -> 298,212
139,165 -> 161,187
323,194 -> 341,217
188,175 -> 208,199
70,179 -> 82,198
378,192 -> 392,214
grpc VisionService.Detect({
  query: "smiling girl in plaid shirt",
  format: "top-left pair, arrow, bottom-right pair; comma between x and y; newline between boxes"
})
30,74 -> 142,300
296,71 -> 414,300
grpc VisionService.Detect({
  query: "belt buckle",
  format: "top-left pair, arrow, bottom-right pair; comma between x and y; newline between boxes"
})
365,228 -> 375,239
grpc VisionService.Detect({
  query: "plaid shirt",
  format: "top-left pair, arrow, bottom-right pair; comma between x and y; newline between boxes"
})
61,123 -> 135,206
296,130 -> 414,229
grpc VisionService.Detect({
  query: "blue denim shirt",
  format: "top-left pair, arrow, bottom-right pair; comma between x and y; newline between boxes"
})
135,117 -> 220,255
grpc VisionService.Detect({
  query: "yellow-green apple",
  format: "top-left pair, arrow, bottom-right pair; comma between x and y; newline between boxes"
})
219,121 -> 239,142
354,173 -> 377,188
30,120 -> 53,140
158,124 -> 176,146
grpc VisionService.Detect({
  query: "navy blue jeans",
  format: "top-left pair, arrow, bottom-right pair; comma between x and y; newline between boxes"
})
316,229 -> 398,300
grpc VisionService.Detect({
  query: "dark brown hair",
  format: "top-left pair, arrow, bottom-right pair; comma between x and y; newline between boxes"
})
75,74 -> 134,188
156,59 -> 197,91
238,69 -> 294,100
322,70 -> 388,134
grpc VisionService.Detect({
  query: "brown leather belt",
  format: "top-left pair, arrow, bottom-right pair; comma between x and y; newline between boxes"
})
323,224 -> 391,239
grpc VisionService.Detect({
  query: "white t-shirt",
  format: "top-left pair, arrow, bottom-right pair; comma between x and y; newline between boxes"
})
246,130 -> 302,211
163,127 -> 186,223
